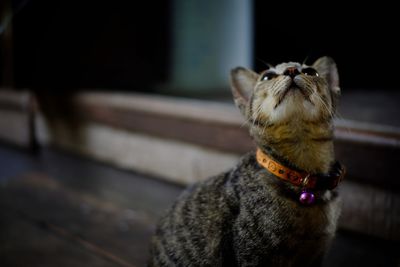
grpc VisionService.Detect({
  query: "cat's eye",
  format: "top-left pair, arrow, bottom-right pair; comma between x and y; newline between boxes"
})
302,67 -> 319,76
261,71 -> 278,81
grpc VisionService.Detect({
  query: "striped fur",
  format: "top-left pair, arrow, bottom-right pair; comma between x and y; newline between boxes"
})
148,57 -> 342,266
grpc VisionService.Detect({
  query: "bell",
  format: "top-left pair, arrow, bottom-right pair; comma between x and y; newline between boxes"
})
299,190 -> 315,205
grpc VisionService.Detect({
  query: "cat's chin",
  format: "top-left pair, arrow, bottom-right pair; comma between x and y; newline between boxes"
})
275,86 -> 311,109
267,92 -> 320,123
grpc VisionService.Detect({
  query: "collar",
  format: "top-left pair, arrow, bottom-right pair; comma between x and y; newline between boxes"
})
256,148 -> 345,204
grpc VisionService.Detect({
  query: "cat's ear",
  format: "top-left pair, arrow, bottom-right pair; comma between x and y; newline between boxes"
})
230,67 -> 259,116
312,56 -> 340,96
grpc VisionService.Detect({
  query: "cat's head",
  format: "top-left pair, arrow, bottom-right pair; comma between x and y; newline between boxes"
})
230,56 -> 340,147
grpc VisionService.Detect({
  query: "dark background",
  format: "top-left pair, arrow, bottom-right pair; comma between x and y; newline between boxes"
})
253,2 -> 399,91
3,0 -> 399,91
8,0 -> 171,90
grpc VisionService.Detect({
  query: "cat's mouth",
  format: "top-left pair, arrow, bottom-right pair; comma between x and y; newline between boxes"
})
275,81 -> 311,108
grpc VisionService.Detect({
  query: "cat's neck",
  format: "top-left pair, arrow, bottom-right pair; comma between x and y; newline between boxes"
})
267,139 -> 334,174
255,121 -> 335,174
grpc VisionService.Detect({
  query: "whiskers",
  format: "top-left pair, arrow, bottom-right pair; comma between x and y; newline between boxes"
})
333,111 -> 352,134
241,99 -> 273,138
252,102 -> 265,127
302,56 -> 310,66
240,101 -> 263,128
257,58 -> 273,69
307,87 -> 334,119
252,102 -> 273,136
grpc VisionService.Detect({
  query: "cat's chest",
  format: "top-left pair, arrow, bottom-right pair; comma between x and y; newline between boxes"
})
238,179 -> 340,243
283,201 -> 339,240
234,184 -> 339,266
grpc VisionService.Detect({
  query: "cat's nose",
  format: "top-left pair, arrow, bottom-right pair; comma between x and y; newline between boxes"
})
283,67 -> 300,78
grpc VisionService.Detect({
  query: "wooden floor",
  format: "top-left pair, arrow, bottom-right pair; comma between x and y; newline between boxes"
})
0,144 -> 398,267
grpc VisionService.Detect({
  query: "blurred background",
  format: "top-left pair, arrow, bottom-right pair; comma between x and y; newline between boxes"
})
3,0 -> 400,91
0,0 -> 399,266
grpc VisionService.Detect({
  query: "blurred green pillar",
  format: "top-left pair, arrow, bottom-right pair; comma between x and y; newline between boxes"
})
170,0 -> 253,91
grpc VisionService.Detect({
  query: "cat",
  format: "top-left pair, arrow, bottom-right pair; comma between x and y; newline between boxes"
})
148,56 -> 345,267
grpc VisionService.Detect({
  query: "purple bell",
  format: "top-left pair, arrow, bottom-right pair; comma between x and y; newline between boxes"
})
299,190 -> 315,205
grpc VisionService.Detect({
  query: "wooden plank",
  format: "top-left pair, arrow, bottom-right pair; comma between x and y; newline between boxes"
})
335,119 -> 400,142
334,140 -> 400,191
71,92 -> 400,148
41,121 -> 240,184
0,109 -> 32,146
0,90 -> 35,147
75,92 -> 243,125
339,180 -> 400,241
323,229 -> 399,267
74,92 -> 400,144
0,173 -> 151,267
0,90 -> 33,111
77,104 -> 253,154
0,204 -> 117,267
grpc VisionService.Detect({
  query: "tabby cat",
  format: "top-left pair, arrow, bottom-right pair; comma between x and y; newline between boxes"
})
148,56 -> 345,267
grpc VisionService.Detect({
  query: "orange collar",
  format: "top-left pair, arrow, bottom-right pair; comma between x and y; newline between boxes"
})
256,148 -> 345,190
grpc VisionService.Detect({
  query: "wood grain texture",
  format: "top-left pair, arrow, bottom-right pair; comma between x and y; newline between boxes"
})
77,104 -> 254,154
1,173 -> 147,267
